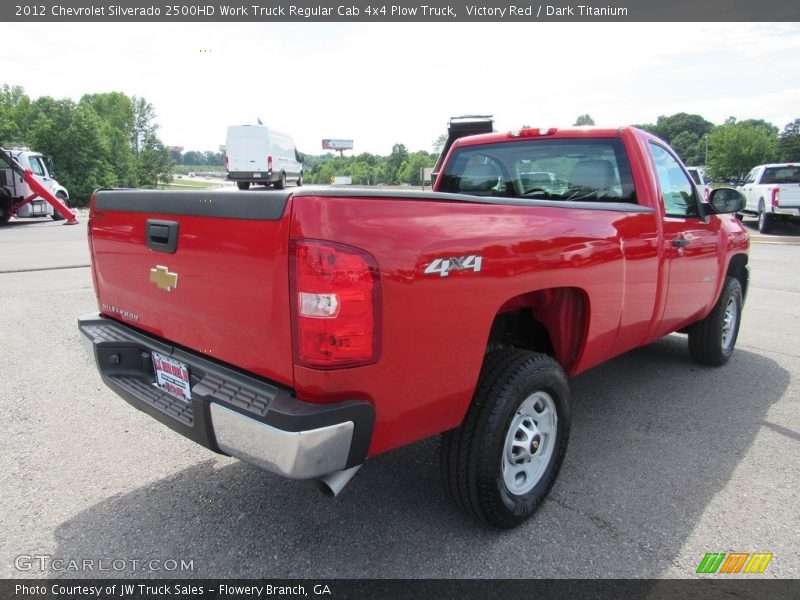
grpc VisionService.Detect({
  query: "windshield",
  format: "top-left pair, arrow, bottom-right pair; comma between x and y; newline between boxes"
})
438,138 -> 636,203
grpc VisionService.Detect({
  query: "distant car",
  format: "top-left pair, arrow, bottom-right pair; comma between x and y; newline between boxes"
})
686,166 -> 711,202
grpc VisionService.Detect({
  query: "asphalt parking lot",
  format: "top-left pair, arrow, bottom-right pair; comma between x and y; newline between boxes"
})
1,213 -> 798,579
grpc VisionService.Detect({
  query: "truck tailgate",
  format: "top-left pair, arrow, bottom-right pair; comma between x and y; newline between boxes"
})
89,190 -> 294,386
778,184 -> 800,208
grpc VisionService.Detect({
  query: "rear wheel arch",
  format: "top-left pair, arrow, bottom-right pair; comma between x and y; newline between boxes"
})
488,287 -> 589,374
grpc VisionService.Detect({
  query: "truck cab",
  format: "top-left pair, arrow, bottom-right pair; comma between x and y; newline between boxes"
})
0,148 -> 71,223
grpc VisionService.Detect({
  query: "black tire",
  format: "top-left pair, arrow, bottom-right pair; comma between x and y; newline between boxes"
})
441,348 -> 571,529
757,201 -> 774,234
51,192 -> 68,221
236,181 -> 250,191
0,188 -> 12,225
275,172 -> 286,190
296,171 -> 303,187
688,276 -> 743,367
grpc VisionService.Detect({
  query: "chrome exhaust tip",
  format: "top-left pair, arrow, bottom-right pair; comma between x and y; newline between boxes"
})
315,465 -> 362,497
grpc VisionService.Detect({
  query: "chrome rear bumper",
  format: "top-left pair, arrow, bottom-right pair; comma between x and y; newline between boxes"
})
78,313 -> 374,479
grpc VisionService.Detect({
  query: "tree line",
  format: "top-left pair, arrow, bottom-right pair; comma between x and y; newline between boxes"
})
1,84 -> 173,200
4,82 -> 800,201
629,113 -> 800,180
302,144 -> 437,186
579,112 -> 800,180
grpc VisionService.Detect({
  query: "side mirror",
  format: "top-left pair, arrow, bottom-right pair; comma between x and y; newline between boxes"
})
708,187 -> 745,214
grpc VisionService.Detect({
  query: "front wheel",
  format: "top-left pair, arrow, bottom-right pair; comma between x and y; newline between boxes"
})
688,276 -> 743,366
296,172 -> 303,187
51,192 -> 69,220
0,188 -> 12,225
441,348 -> 571,529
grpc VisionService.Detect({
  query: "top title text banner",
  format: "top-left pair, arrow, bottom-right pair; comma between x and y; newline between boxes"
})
5,0 -> 800,21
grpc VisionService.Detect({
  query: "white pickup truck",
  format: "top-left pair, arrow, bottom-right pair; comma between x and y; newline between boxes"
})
736,163 -> 800,233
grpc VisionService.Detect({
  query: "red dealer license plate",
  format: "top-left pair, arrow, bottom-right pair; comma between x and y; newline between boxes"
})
152,351 -> 192,402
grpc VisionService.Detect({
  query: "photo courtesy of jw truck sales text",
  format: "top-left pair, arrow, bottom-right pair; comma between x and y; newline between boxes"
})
80,123 -> 750,529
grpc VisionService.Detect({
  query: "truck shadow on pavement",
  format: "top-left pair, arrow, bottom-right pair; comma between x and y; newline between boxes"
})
51,336 -> 789,578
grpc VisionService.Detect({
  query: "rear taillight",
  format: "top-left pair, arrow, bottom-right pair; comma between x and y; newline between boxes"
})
772,187 -> 780,207
267,156 -> 273,172
224,154 -> 228,171
290,239 -> 381,369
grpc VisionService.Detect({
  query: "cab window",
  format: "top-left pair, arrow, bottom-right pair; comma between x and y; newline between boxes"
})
438,138 -> 636,203
649,143 -> 698,218
28,156 -> 46,177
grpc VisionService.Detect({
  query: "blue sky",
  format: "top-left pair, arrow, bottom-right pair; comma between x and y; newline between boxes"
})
5,22 -> 800,155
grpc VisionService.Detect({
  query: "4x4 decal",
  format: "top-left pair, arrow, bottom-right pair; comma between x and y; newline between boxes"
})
424,255 -> 483,277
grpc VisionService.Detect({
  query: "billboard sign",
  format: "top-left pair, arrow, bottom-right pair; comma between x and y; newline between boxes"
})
322,139 -> 354,151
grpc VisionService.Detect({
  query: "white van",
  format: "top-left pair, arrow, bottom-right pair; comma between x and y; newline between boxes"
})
224,125 -> 303,190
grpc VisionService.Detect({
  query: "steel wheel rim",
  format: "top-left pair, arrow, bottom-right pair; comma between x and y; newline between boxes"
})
501,391 -> 557,495
721,295 -> 738,350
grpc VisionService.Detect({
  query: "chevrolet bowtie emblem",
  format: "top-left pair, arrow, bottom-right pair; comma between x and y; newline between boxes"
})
149,265 -> 178,292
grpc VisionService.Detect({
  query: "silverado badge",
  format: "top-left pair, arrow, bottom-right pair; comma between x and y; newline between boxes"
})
149,265 -> 178,292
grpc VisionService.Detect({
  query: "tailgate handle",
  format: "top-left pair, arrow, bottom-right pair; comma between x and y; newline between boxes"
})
146,219 -> 179,254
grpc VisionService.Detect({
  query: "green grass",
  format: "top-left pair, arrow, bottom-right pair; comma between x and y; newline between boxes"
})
159,178 -> 224,190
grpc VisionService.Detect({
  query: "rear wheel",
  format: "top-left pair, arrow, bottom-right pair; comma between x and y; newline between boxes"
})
236,181 -> 250,190
441,348 -> 571,529
688,276 -> 743,366
275,172 -> 286,190
757,200 -> 774,233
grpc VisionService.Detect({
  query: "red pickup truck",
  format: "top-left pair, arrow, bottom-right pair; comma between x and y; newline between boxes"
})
79,126 -> 749,528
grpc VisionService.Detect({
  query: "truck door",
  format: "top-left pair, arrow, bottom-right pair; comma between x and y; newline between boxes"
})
648,142 -> 722,335
28,155 -> 54,192
739,167 -> 759,212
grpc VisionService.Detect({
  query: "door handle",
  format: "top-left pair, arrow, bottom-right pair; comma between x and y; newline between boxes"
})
672,238 -> 690,248
146,219 -> 179,253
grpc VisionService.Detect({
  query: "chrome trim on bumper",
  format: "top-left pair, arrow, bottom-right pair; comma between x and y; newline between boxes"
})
210,403 -> 354,479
